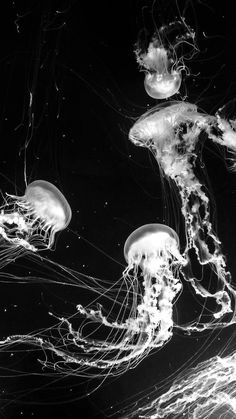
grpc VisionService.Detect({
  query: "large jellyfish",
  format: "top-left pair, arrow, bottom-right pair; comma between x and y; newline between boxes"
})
0,180 -> 72,253
129,101 -> 236,329
0,223 -> 186,379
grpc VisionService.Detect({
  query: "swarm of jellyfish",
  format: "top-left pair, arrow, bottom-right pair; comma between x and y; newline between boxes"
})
115,12 -> 236,419
1,3 -> 236,417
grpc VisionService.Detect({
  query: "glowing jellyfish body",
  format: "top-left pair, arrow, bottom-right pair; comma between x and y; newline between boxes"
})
129,101 -> 236,327
123,224 -> 185,348
137,44 -> 182,99
0,180 -> 71,251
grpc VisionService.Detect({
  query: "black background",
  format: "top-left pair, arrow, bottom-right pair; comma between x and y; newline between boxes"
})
1,1 -> 236,418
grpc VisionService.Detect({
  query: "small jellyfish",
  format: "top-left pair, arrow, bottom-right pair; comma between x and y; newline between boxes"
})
136,41 -> 182,99
135,18 -> 197,100
0,180 -> 71,251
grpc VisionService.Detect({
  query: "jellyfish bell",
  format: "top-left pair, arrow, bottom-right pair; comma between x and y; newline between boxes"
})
0,180 -> 71,252
144,68 -> 182,100
129,101 -> 201,149
25,180 -> 72,235
124,223 -> 183,276
141,43 -> 182,99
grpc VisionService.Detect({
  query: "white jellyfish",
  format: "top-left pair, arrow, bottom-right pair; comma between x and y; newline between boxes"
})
73,223 -> 185,373
0,180 -> 72,252
0,223 -> 185,380
136,41 -> 182,99
129,101 -> 236,328
135,21 -> 196,99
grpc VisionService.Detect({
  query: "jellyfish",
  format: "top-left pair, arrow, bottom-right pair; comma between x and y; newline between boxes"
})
74,223 -> 185,372
123,223 -> 185,348
129,101 -> 236,328
136,39 -> 182,99
0,180 -> 72,252
0,223 -> 186,380
135,21 -> 196,99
